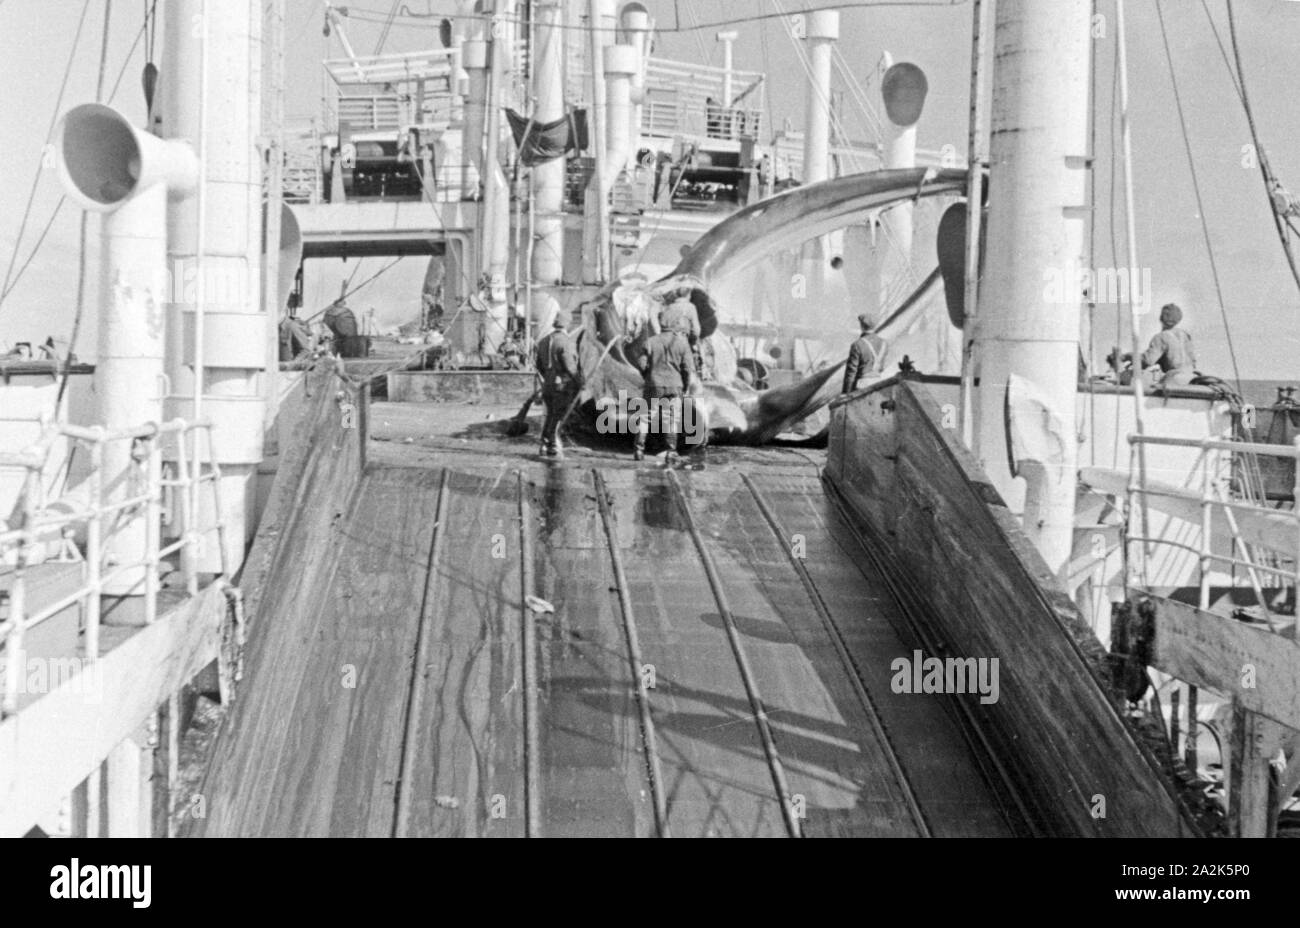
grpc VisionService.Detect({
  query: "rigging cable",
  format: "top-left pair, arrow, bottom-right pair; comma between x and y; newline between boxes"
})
61,0 -> 114,411
1154,0 -> 1242,392
1198,0 -> 1244,104
373,0 -> 400,54
0,0 -> 92,313
339,1 -> 967,35
106,1 -> 154,104
1224,0 -> 1300,303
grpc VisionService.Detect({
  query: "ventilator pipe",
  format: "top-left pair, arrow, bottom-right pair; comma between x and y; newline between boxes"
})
462,39 -> 488,196
54,103 -> 198,594
56,104 -> 198,212
582,44 -> 637,284
447,0 -> 478,119
619,3 -> 650,164
801,10 -> 838,184
878,59 -> 928,319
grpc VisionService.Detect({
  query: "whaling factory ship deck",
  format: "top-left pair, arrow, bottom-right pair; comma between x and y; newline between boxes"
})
2,0 -> 1298,839
186,369 -> 1195,837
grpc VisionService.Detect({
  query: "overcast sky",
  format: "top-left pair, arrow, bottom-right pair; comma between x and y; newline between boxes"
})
2,0 -> 1299,381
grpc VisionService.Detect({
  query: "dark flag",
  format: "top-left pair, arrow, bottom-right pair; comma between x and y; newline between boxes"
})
506,108 -> 589,165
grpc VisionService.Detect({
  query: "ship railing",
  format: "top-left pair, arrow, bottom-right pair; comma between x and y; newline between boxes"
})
324,48 -> 456,88
0,418 -> 230,718
572,57 -> 766,141
1121,432 -> 1300,632
283,119 -> 324,204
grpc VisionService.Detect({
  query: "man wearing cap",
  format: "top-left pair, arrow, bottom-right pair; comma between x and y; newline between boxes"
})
842,314 -> 887,393
534,311 -> 580,458
634,308 -> 698,463
1142,303 -> 1197,386
661,287 -> 701,346
324,295 -> 364,358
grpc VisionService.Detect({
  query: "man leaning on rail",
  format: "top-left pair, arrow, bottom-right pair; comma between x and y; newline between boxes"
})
842,313 -> 887,394
1141,302 -> 1197,387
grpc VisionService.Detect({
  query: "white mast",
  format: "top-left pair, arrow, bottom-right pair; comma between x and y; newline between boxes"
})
973,0 -> 1092,574
529,0 -> 566,332
161,0 -> 265,576
718,30 -> 738,106
801,10 -> 838,185
581,0 -> 617,284
481,0 -> 513,351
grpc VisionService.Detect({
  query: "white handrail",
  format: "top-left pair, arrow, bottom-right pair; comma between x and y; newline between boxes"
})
0,418 -> 229,717
1120,432 -> 1300,634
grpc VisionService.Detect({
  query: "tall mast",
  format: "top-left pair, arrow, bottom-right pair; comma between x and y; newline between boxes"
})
161,0 -> 265,576
959,0 -> 994,447
529,0 -> 565,330
264,0 -> 285,434
973,0 -> 1092,574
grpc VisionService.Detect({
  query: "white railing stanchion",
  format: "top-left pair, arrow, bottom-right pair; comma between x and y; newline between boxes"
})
207,430 -> 230,579
143,433 -> 162,626
1292,436 -> 1300,606
1198,449 -> 1213,615
85,433 -> 104,660
174,426 -> 197,598
2,470 -> 33,717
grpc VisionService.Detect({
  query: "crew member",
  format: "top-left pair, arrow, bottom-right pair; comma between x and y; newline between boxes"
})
278,309 -> 313,361
499,331 -> 526,370
842,313 -> 887,393
1141,303 -> 1197,386
324,293 -> 363,358
534,310 -> 579,458
661,289 -> 701,370
634,310 -> 697,464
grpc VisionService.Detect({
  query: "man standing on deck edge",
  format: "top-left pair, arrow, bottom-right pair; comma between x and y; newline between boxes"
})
534,310 -> 579,458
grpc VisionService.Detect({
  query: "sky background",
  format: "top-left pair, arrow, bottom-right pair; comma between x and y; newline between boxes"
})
2,0 -> 1299,382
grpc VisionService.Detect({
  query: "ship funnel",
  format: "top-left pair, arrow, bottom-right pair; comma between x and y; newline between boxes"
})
881,62 -> 928,129
55,103 -> 197,212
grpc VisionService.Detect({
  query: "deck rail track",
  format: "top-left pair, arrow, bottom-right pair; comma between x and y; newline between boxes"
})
592,468 -> 671,837
518,471 -> 543,838
821,476 -> 1041,837
665,469 -> 803,837
392,470 -> 451,837
740,473 -> 931,838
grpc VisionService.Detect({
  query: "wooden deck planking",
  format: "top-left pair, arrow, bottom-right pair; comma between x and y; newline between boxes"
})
679,471 -> 921,837
402,467 -> 526,837
598,469 -> 789,837
526,468 -> 654,837
750,471 -> 1018,837
197,410 -> 1030,837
